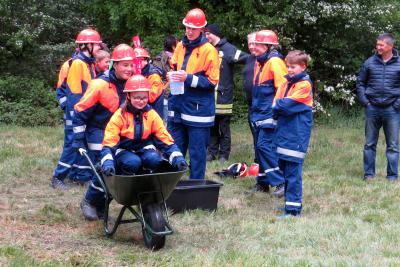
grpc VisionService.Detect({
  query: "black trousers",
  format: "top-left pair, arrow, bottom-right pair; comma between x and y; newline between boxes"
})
247,111 -> 258,163
208,115 -> 231,159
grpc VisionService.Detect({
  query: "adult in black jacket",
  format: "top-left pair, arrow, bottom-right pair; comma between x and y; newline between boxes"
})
205,24 -> 249,163
356,33 -> 400,181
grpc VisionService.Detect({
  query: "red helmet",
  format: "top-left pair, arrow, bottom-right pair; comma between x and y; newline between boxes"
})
182,8 -> 207,28
123,74 -> 151,93
249,163 -> 259,177
75,29 -> 102,44
111,44 -> 135,62
133,47 -> 150,59
255,30 -> 279,45
227,162 -> 248,178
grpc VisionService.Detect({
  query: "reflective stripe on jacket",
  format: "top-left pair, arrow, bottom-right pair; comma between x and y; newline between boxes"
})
250,49 -> 287,127
273,72 -> 313,163
66,52 -> 96,116
169,34 -> 220,127
56,59 -> 72,110
73,70 -> 125,141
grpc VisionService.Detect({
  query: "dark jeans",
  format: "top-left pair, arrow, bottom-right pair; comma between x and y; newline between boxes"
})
208,115 -> 231,159
364,105 -> 399,179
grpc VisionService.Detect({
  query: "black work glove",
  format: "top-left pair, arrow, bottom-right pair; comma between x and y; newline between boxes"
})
102,165 -> 115,176
177,160 -> 188,171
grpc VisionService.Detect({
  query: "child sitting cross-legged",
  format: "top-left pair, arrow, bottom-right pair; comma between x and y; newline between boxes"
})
100,74 -> 187,176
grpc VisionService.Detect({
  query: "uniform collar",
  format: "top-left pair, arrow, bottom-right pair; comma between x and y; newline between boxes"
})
182,33 -> 209,49
75,51 -> 96,64
285,71 -> 308,84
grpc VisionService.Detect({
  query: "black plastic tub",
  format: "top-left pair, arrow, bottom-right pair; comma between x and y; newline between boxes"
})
166,180 -> 223,213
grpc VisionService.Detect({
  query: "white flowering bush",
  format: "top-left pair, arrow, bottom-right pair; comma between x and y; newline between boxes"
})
278,0 -> 400,114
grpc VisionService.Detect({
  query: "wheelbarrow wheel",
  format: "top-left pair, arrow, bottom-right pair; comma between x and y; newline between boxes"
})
142,203 -> 166,250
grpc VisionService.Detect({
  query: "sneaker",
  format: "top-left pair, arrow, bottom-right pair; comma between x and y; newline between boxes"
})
50,177 -> 70,190
80,199 -> 99,221
206,154 -> 215,162
271,183 -> 285,198
247,183 -> 269,193
387,177 -> 398,182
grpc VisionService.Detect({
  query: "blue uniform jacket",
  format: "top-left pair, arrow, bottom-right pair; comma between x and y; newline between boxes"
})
250,49 -> 287,128
72,70 -> 126,147
273,72 -> 313,163
169,33 -> 220,127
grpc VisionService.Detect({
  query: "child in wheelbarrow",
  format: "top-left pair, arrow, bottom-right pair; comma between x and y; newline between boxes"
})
81,74 -> 188,220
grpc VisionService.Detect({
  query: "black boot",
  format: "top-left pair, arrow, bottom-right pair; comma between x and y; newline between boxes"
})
80,199 -> 99,221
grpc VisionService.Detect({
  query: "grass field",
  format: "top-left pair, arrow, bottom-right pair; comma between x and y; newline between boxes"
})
1,118 -> 400,266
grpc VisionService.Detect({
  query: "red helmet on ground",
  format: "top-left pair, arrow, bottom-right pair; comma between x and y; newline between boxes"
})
255,30 -> 279,45
123,74 -> 151,93
227,162 -> 248,178
182,8 -> 207,28
75,29 -> 102,44
249,163 -> 259,176
133,47 -> 150,59
111,44 -> 135,62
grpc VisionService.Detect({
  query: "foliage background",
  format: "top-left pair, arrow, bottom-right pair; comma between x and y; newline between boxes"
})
0,0 -> 399,125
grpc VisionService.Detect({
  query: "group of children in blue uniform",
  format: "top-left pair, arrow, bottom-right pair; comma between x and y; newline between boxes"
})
52,8 -> 313,220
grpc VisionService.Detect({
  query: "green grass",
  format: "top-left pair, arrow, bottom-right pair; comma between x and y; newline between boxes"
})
1,120 -> 400,266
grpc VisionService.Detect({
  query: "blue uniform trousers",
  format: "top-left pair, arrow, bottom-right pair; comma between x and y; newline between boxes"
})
168,121 -> 209,180
248,110 -> 258,164
115,149 -> 163,175
83,127 -> 106,211
53,121 -> 78,181
255,127 -> 284,186
279,159 -> 302,215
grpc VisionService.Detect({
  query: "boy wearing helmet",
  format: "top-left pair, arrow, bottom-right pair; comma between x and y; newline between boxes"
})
51,29 -> 102,189
72,44 -> 135,220
167,8 -> 220,180
133,47 -> 165,118
100,74 -> 187,180
248,30 -> 286,196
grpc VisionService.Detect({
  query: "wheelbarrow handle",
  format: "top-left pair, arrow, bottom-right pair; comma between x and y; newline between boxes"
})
79,148 -> 109,196
78,148 -> 87,156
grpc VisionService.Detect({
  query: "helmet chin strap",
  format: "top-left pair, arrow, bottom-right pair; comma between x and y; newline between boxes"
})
81,43 -> 95,58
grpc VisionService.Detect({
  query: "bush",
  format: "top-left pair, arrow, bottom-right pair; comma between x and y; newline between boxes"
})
0,76 -> 62,126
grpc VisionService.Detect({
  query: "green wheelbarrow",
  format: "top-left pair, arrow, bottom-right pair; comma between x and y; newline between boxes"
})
79,149 -> 186,250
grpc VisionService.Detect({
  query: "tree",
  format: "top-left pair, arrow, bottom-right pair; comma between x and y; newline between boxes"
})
0,0 -> 91,83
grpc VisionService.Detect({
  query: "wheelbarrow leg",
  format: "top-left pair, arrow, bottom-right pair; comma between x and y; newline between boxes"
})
103,198 -> 127,237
